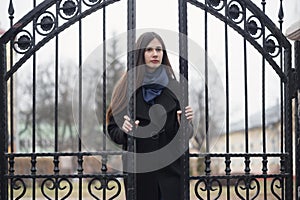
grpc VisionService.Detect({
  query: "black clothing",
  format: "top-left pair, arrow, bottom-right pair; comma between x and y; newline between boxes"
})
107,79 -> 193,200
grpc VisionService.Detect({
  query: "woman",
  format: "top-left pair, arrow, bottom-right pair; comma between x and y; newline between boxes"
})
106,32 -> 193,200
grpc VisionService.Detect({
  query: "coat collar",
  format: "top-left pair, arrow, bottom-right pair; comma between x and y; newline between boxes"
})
135,79 -> 180,124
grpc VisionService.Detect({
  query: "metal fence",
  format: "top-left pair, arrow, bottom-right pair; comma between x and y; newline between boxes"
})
0,0 -> 299,199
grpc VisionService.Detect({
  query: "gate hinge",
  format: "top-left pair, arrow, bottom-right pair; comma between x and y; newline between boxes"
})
289,68 -> 298,99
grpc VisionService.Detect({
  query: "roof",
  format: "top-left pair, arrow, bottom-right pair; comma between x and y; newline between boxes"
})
229,104 -> 281,133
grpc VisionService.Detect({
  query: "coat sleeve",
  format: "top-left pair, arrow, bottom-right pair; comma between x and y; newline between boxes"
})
107,115 -> 127,145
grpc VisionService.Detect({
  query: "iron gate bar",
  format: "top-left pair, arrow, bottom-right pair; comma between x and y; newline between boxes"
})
223,2 -> 231,198
100,3 -> 111,198
77,0 -> 83,199
178,0 -> 190,199
284,46 -> 293,200
2,0 -> 121,81
31,0 -> 37,198
277,0 -> 285,199
0,43 -> 8,200
126,0 -> 136,199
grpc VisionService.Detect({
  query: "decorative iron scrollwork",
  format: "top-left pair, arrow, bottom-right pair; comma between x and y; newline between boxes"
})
88,177 -> 122,200
264,34 -> 281,57
271,177 -> 282,200
41,178 -> 73,200
13,30 -> 33,54
194,178 -> 222,200
227,0 -> 245,24
246,15 -> 263,39
82,0 -> 102,7
59,0 -> 79,20
235,177 -> 260,200
207,0 -> 225,11
35,11 -> 56,36
11,178 -> 27,200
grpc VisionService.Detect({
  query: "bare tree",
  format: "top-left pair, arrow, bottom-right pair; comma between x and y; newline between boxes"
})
17,34 -> 126,152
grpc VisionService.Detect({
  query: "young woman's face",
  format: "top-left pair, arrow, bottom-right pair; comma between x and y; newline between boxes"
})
144,38 -> 163,72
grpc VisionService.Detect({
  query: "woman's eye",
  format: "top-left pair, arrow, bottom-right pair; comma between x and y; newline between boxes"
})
156,48 -> 162,52
146,48 -> 153,52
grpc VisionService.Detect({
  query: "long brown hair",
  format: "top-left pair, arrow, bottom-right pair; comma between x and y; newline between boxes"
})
106,32 -> 176,122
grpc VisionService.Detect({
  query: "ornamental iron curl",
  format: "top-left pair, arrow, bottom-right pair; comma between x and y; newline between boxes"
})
58,0 -> 79,20
235,177 -> 260,200
246,15 -> 263,39
11,178 -> 27,200
13,30 -> 33,54
207,0 -> 225,11
35,11 -> 56,36
264,34 -> 281,57
88,177 -> 122,200
270,177 -> 283,200
227,0 -> 245,24
41,178 -> 73,200
194,178 -> 222,200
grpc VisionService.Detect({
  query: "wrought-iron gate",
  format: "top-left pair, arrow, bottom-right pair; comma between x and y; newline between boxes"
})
0,0 -> 299,199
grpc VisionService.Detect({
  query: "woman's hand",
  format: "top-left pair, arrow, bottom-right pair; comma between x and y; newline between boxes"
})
122,115 -> 140,133
177,106 -> 193,124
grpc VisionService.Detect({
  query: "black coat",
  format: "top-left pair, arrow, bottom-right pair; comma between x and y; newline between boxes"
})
107,79 -> 192,200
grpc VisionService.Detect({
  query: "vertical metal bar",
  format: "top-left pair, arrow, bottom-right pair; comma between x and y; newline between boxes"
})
102,3 -> 108,200
101,0 -> 108,174
224,1 -> 231,199
127,0 -> 136,199
0,43 -> 8,200
295,40 -> 300,200
204,0 -> 209,153
178,1 -> 190,200
243,15 -> 249,156
9,3 -> 15,198
284,47 -> 293,200
55,0 -> 59,155
32,0 -> 37,198
78,1 -> 83,199
55,2 -> 60,199
261,1 -> 267,199
278,3 -> 285,198
242,7 -> 250,199
261,0 -> 266,165
9,1 -> 14,155
204,2 -> 210,199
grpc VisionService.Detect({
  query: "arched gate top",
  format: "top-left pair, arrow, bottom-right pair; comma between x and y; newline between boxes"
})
187,0 -> 291,82
0,0 -> 292,82
0,0 -> 121,81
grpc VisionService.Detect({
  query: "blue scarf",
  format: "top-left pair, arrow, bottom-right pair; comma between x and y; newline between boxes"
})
142,66 -> 169,105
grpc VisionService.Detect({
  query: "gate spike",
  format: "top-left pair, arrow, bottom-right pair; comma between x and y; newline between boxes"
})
278,0 -> 284,21
8,0 -> 14,16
